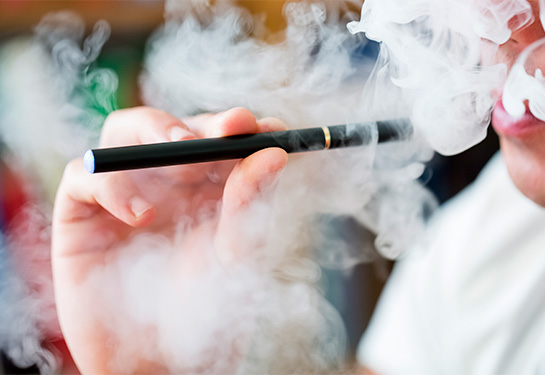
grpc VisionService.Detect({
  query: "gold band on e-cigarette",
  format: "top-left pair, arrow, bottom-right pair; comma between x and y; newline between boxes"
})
322,126 -> 331,150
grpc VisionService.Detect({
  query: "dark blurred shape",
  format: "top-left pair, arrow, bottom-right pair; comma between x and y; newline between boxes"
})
315,215 -> 394,359
425,126 -> 500,204
2,352 -> 39,374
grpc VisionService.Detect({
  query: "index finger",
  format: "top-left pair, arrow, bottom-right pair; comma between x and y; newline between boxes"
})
198,108 -> 287,137
99,107 -> 197,148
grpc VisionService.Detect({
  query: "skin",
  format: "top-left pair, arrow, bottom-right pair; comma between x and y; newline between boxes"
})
492,0 -> 545,206
52,107 -> 288,374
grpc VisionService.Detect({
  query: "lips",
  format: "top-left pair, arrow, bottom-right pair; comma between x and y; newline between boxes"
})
492,97 -> 545,138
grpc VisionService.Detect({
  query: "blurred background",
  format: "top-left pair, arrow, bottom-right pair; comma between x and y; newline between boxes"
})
0,0 -> 499,374
0,2 -> 165,373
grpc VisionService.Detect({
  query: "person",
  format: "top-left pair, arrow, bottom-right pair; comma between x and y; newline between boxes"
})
51,1 -> 545,375
358,0 -> 545,373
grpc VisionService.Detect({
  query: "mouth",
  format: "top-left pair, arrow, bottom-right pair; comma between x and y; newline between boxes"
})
492,97 -> 545,139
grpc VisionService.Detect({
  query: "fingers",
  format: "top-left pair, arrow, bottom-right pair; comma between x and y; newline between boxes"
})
179,108 -> 288,185
55,159 -> 156,228
196,108 -> 287,137
57,107 -> 289,231
75,107 -> 289,214
58,107 -> 289,223
167,108 -> 262,185
214,147 -> 287,263
222,148 -> 288,215
256,117 -> 288,133
100,107 -> 196,148
52,158 -> 160,262
98,107 -> 287,183
99,107 -> 207,184
199,107 -> 259,138
101,107 -> 287,148
215,148 -> 288,262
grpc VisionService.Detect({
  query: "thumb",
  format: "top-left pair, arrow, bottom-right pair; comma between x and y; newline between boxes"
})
215,148 -> 288,263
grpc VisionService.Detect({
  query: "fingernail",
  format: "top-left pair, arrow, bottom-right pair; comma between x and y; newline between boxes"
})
209,122 -> 225,138
169,126 -> 189,142
210,129 -> 224,138
130,196 -> 153,219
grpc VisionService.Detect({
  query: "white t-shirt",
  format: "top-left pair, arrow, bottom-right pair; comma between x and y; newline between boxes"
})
358,154 -> 545,375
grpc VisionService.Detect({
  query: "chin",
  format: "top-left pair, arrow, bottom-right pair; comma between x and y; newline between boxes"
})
499,136 -> 545,207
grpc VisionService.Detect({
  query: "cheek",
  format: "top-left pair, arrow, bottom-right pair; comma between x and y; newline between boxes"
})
500,136 -> 545,206
493,40 -> 520,70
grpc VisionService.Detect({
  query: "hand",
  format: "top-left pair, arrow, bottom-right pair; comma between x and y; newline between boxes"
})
51,107 -> 288,374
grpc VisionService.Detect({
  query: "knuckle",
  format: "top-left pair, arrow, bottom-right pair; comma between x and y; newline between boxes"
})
130,107 -> 184,135
100,107 -> 184,145
102,107 -> 165,132
94,173 -> 128,209
257,117 -> 287,131
99,173 -> 122,195
101,109 -> 125,138
232,107 -> 255,120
